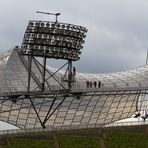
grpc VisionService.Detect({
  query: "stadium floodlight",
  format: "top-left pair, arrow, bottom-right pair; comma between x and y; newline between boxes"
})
17,13 -> 88,128
21,20 -> 87,61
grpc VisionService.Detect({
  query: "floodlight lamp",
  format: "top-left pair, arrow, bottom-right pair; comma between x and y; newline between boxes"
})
21,20 -> 87,61
51,23 -> 55,28
29,22 -> 34,27
66,25 -> 70,30
41,23 -> 45,27
35,22 -> 39,26
62,25 -> 65,29
56,23 -> 60,28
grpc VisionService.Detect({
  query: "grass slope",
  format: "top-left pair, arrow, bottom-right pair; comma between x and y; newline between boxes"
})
5,132 -> 148,148
106,132 -> 148,148
5,138 -> 54,148
58,135 -> 101,148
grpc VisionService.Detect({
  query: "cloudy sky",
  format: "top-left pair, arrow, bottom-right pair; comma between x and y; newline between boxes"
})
0,0 -> 148,73
0,0 -> 148,130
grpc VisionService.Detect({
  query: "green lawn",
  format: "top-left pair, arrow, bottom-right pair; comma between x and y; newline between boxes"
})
5,132 -> 148,148
5,138 -> 54,148
58,135 -> 101,148
106,132 -> 148,148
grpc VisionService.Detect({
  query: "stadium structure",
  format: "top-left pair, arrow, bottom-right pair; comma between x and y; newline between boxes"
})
0,12 -> 147,131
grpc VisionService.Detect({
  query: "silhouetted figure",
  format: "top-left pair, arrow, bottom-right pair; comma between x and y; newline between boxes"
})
86,81 -> 89,88
90,81 -> 92,88
98,81 -> 101,88
94,81 -> 97,88
73,67 -> 76,76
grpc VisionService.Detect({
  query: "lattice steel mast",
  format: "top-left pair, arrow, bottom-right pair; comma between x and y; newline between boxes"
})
19,12 -> 87,128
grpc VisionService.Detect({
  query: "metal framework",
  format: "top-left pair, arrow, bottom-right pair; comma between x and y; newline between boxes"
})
0,47 -> 146,129
0,15 -> 147,130
18,17 -> 87,128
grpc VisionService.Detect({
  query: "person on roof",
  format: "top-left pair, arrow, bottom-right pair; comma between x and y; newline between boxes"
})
98,81 -> 101,88
94,81 -> 97,88
73,67 -> 76,76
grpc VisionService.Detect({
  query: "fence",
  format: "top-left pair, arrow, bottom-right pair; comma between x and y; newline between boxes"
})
0,120 -> 148,136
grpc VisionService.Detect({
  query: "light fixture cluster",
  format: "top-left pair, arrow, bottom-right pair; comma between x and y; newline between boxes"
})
21,20 -> 87,61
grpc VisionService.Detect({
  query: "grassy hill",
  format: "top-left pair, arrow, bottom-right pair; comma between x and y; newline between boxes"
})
2,126 -> 148,148
4,136 -> 101,148
106,132 -> 148,148
5,138 -> 54,148
58,135 -> 101,148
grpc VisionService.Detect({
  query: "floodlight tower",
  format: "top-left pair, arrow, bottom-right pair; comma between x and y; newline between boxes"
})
19,12 -> 87,128
21,11 -> 87,92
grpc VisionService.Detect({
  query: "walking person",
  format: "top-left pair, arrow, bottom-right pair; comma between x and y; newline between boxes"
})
86,81 -> 89,88
94,81 -> 97,88
98,81 -> 101,88
90,81 -> 92,88
73,67 -> 76,76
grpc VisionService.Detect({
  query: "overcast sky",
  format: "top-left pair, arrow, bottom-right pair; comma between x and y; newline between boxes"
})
0,0 -> 148,130
0,0 -> 148,73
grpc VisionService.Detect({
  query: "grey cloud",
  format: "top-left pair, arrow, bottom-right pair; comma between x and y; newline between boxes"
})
0,0 -> 148,73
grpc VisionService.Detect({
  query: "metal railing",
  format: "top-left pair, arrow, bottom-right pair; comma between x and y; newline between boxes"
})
105,120 -> 148,127
4,83 -> 148,93
0,120 -> 148,136
0,124 -> 95,136
0,83 -> 148,98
